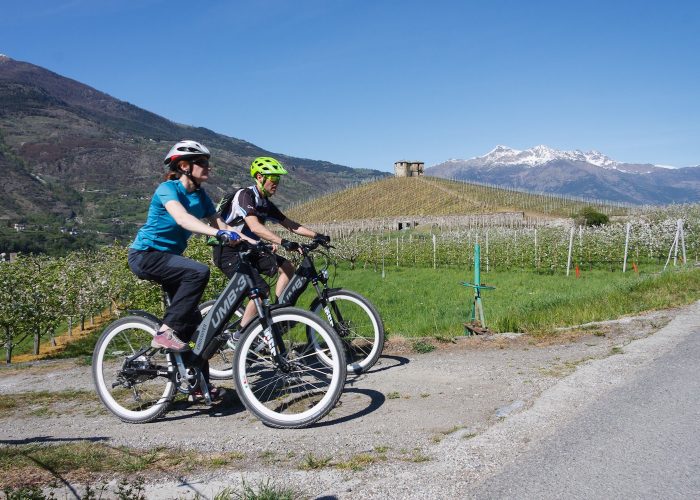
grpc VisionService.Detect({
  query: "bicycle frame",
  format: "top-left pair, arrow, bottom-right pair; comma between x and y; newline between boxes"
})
277,254 -> 320,306
276,246 -> 346,329
192,265 -> 251,355
193,258 -> 288,358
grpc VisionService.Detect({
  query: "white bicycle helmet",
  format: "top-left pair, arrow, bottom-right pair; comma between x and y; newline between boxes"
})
164,140 -> 211,168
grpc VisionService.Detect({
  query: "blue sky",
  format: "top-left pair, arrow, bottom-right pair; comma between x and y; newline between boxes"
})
3,0 -> 699,171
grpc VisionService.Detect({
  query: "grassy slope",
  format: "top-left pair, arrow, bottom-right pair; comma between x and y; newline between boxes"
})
286,176 -> 629,223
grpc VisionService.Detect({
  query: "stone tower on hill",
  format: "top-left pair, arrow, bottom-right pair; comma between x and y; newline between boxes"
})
394,161 -> 424,177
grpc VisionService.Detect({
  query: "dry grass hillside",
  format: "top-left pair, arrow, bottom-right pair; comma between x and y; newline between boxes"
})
285,176 -> 629,223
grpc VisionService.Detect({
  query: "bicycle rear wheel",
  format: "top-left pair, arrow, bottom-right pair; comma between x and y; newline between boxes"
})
92,316 -> 175,423
198,300 -> 244,380
310,289 -> 385,374
233,307 -> 346,429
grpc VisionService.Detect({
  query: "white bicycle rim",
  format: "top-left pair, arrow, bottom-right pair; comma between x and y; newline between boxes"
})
313,292 -> 382,371
93,319 -> 174,422
235,311 -> 343,426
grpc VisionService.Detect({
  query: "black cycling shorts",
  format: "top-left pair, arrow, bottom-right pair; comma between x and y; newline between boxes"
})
213,245 -> 287,296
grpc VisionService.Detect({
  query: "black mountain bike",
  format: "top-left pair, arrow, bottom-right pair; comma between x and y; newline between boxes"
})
92,242 -> 347,429
201,239 -> 385,379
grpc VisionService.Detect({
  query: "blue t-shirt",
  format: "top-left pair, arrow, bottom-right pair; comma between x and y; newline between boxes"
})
131,180 -> 216,254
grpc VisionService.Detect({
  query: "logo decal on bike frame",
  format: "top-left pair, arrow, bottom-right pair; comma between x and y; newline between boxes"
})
211,275 -> 247,328
279,275 -> 305,304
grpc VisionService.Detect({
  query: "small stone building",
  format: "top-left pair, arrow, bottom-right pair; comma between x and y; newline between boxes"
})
394,161 -> 424,177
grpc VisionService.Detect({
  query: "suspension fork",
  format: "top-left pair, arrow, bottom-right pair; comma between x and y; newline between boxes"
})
312,281 -> 336,327
250,294 -> 290,369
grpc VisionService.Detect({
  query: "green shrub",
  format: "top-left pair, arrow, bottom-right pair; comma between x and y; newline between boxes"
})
577,207 -> 610,226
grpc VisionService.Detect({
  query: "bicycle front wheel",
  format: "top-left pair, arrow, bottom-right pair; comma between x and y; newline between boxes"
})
198,300 -> 244,380
92,316 -> 175,423
233,307 -> 346,429
310,289 -> 385,374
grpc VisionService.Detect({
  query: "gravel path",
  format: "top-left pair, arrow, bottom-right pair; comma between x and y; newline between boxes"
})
0,305 -> 687,498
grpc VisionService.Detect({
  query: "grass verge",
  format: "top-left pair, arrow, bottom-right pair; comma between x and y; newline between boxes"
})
0,390 -> 99,418
0,443 -> 246,490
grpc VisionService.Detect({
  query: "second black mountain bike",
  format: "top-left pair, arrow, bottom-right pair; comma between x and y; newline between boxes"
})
201,239 -> 385,379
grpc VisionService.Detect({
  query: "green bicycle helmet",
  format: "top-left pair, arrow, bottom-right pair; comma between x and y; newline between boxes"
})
250,157 -> 288,178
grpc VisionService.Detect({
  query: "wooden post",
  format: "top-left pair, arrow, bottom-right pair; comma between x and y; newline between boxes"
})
485,230 -> 490,272
623,222 -> 631,272
5,326 -> 12,364
432,234 -> 437,269
679,219 -> 687,264
664,222 -> 680,270
33,329 -> 40,356
566,226 -> 575,276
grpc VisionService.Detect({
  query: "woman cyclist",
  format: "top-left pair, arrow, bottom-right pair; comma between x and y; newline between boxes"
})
128,140 -> 248,369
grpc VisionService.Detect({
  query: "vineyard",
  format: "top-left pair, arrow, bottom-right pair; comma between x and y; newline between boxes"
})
328,214 -> 694,272
285,176 -> 632,224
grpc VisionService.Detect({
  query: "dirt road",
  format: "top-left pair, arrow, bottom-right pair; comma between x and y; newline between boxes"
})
0,303 -> 691,499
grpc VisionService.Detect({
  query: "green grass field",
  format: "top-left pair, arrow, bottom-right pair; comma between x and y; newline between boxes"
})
304,264 -> 700,338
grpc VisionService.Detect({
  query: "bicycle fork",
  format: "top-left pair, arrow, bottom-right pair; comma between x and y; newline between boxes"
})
250,295 -> 291,370
310,282 -> 336,328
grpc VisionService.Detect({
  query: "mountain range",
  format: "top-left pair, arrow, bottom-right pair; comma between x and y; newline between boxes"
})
427,145 -> 700,205
1,52 -> 697,249
0,55 -> 388,233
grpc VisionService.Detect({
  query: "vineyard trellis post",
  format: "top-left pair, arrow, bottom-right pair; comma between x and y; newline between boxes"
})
432,234 -> 437,269
623,222 -> 631,272
678,219 -> 687,266
566,226 -> 575,276
396,237 -> 399,268
664,219 -> 687,270
485,230 -> 490,272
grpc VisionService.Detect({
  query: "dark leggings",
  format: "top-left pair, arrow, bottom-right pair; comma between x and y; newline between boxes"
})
128,249 -> 210,339
213,245 -> 285,296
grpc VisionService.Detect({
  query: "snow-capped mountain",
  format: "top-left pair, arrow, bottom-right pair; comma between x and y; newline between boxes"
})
447,145 -> 665,172
473,145 -> 618,168
428,145 -> 700,205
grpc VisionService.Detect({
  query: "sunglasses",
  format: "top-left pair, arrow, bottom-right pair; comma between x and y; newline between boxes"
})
265,175 -> 281,183
191,158 -> 210,169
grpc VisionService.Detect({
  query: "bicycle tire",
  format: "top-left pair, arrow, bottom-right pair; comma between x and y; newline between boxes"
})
92,316 -> 175,423
198,300 -> 244,380
233,307 -> 346,429
310,288 -> 385,374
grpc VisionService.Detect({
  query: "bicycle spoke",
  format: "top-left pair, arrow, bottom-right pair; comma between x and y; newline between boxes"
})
93,317 -> 175,423
233,308 -> 345,428
310,290 -> 384,374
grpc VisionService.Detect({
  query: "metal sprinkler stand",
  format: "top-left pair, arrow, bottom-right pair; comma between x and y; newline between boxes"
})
461,243 -> 495,335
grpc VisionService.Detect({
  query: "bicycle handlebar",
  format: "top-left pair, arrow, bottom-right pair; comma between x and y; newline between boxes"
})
301,239 -> 334,253
236,238 -> 331,256
236,240 -> 276,254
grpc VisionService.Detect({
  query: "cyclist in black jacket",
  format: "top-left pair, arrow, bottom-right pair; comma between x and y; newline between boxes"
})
213,157 -> 330,335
